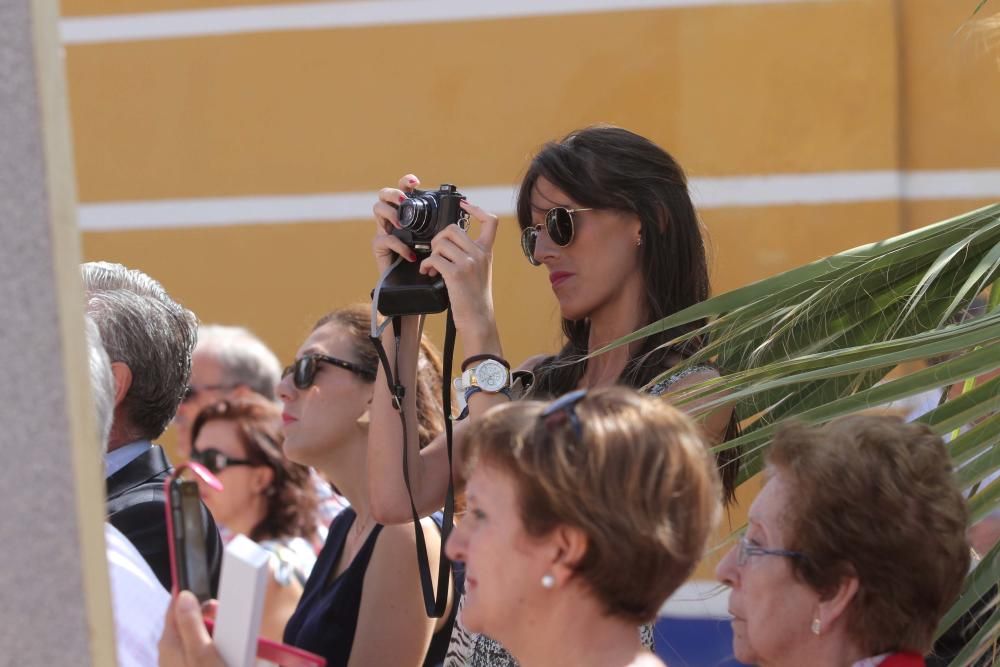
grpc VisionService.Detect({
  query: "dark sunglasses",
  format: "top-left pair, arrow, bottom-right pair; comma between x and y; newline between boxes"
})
190,448 -> 256,474
282,353 -> 376,390
182,384 -> 238,403
520,207 -> 594,266
539,389 -> 587,440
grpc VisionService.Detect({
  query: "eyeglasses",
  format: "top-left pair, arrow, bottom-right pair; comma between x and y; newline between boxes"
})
539,389 -> 587,440
182,384 -> 239,403
282,353 -> 376,390
520,207 -> 594,266
189,448 -> 256,474
736,534 -> 808,567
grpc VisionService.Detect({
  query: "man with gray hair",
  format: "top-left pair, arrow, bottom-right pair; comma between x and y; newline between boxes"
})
173,324 -> 282,459
86,315 -> 170,666
83,261 -> 223,593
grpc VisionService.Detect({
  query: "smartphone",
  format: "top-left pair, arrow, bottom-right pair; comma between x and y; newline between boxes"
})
166,477 -> 213,603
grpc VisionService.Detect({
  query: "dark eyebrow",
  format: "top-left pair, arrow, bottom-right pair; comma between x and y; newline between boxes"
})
529,185 -> 574,212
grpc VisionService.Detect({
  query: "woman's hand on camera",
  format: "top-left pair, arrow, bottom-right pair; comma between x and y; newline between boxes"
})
419,200 -> 501,352
372,174 -> 422,274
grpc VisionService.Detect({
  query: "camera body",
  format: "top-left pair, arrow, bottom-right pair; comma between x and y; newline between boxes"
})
375,184 -> 468,316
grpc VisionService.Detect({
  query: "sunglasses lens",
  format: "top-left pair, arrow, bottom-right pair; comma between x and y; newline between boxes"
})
294,356 -> 316,390
545,207 -> 575,246
521,227 -> 540,265
192,450 -> 219,474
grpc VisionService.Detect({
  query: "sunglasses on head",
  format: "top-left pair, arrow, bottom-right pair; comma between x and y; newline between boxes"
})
282,353 -> 377,390
539,389 -> 587,440
189,448 -> 255,474
520,206 -> 594,266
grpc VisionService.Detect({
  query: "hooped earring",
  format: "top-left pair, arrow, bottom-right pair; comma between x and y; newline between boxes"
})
811,617 -> 821,636
541,574 -> 555,589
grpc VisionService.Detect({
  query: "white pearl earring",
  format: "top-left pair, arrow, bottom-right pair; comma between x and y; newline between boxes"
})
811,618 -> 821,636
541,574 -> 555,589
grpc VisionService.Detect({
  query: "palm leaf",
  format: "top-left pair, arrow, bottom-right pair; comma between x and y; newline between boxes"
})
594,203 -> 1000,665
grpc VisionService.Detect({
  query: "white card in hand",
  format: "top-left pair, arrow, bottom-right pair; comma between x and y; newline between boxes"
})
214,535 -> 270,667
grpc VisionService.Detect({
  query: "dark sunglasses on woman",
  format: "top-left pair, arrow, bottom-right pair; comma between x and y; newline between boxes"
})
190,448 -> 256,474
282,353 -> 377,390
521,206 -> 593,266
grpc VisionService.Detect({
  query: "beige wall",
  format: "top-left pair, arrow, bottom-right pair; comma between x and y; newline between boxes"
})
66,0 -> 999,575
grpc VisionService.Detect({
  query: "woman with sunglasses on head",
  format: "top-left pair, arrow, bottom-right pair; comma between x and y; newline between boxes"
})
190,395 -> 319,643
369,125 -> 736,663
277,305 -> 459,667
446,387 -> 720,667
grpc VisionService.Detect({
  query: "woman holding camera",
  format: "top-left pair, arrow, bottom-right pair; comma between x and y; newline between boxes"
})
277,305 -> 458,667
369,125 -> 736,664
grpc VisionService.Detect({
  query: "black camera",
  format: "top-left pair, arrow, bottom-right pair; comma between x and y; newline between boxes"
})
374,184 -> 469,316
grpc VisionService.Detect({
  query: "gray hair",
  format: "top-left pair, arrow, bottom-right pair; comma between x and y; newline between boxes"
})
197,324 -> 282,400
81,261 -> 198,441
84,315 -> 115,452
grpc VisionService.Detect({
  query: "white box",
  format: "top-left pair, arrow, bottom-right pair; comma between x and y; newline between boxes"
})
214,535 -> 271,667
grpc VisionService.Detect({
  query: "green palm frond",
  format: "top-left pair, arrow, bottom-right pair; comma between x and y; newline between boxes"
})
595,203 -> 1000,665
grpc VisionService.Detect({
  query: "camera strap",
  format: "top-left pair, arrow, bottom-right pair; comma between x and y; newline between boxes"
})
370,259 -> 454,619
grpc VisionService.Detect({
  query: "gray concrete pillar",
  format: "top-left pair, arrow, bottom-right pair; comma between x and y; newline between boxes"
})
0,0 -> 115,664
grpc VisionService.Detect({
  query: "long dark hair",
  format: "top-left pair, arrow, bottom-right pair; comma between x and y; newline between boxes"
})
515,125 -> 739,499
192,396 -> 319,543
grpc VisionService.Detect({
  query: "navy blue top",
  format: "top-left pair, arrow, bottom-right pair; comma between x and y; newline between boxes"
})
283,508 -> 460,667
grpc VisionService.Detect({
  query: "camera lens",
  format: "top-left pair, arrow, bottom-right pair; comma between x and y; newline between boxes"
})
398,193 -> 438,236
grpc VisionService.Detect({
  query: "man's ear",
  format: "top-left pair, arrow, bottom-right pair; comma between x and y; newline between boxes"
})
110,362 -> 132,407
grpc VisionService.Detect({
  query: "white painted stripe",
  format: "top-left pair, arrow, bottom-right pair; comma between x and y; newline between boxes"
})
658,580 -> 731,619
903,170 -> 1000,200
690,171 -> 902,207
60,0 -> 829,45
76,170 -> 1000,232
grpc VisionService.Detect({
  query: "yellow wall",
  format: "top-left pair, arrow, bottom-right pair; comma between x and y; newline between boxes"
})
67,0 -> 999,567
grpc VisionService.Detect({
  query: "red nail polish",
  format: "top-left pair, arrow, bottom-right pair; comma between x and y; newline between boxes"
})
399,194 -> 407,202
410,252 -> 418,261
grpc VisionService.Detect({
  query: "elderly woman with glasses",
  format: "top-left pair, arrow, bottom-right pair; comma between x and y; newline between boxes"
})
716,414 -> 970,667
443,387 -> 721,667
190,395 -> 319,642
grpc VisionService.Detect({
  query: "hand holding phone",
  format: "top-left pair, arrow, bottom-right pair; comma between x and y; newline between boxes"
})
165,462 -> 221,603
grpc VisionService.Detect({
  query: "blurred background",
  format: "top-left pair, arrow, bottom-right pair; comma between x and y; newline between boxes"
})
61,0 -> 999,663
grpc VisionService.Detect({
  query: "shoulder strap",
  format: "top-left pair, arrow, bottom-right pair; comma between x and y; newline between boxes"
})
369,312 -> 455,619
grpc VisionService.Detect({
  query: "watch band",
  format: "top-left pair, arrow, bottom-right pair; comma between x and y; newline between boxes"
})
460,354 -> 510,373
457,385 -> 513,420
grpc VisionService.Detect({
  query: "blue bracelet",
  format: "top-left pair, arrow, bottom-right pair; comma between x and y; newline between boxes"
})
457,385 -> 512,420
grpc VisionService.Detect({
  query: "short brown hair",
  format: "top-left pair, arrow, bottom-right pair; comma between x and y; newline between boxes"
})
767,415 -> 970,655
465,386 -> 721,623
191,395 -> 319,543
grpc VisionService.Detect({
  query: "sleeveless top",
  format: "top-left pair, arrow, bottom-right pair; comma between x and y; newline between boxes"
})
444,363 -> 715,667
284,508 -> 459,667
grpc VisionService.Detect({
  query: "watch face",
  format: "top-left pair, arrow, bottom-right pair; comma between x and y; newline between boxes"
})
476,359 -> 508,392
